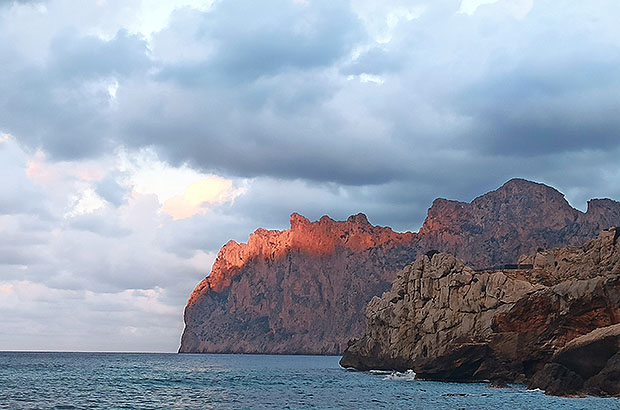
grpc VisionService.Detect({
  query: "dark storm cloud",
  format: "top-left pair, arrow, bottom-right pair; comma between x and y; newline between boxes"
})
0,29 -> 149,159
457,50 -> 620,157
49,29 -> 151,81
128,0 -> 620,187
121,101 -> 403,185
121,0 -> 392,185
158,0 -> 364,84
2,0 -> 620,191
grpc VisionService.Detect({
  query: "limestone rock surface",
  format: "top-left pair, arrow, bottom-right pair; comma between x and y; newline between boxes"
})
181,179 -> 620,354
340,228 -> 620,396
530,324 -> 620,396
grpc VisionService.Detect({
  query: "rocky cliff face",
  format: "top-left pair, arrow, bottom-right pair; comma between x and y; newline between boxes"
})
417,179 -> 615,267
180,213 -> 415,354
180,179 -> 620,354
340,228 -> 620,396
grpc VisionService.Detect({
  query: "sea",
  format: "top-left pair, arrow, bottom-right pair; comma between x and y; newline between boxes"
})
0,352 -> 618,409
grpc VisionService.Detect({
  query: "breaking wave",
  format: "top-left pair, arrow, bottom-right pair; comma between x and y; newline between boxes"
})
383,369 -> 416,381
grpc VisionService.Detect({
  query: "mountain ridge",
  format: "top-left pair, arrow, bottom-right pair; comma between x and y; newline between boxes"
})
180,178 -> 620,354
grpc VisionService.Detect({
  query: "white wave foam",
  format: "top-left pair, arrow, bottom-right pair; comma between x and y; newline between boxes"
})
383,369 -> 416,381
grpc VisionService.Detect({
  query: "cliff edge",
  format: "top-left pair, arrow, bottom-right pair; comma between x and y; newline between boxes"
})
180,179 -> 620,354
340,228 -> 620,396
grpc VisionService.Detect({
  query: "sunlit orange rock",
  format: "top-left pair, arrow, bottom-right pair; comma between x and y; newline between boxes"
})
180,179 -> 620,354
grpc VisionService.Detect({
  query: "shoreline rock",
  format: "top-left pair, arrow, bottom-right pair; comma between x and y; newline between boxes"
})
340,228 -> 620,397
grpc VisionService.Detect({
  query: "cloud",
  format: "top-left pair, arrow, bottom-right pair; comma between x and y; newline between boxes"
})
2,0 -> 617,187
0,280 -> 182,352
0,25 -> 150,160
1,0 -> 620,352
458,0 -> 499,15
0,0 -> 45,6
49,29 -> 150,81
0,139 -> 48,216
95,173 -> 127,206
155,0 -> 364,83
162,176 -> 244,220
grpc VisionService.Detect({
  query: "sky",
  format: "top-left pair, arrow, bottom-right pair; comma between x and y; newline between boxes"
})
1,0 -> 619,352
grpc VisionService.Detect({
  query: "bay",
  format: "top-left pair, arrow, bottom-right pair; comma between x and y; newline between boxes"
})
0,353 -> 617,409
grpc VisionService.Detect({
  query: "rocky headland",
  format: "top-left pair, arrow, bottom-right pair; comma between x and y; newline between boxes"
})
340,228 -> 620,397
180,179 -> 620,355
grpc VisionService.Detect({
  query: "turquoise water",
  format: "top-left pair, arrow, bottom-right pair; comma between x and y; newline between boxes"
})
0,352 -> 618,409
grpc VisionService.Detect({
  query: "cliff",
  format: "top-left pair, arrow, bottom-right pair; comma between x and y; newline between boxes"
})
180,179 -> 620,354
417,179 -> 616,267
340,228 -> 620,396
180,213 -> 415,354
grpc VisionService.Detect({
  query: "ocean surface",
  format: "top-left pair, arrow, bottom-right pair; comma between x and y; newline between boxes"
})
0,352 -> 618,409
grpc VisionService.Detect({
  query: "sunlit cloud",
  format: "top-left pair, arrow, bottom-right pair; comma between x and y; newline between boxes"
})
0,283 -> 15,296
122,149 -> 209,202
26,151 -> 109,184
162,176 -> 245,220
25,151 -> 54,183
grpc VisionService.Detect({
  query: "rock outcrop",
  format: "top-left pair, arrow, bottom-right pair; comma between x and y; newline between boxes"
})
180,213 -> 415,354
180,179 -> 620,354
340,228 -> 620,396
417,179 -> 618,267
530,324 -> 620,396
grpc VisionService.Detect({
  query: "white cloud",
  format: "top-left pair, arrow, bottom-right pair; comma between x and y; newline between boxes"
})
0,280 -> 182,351
458,0 -> 500,15
131,0 -> 215,39
64,187 -> 107,218
0,141 -> 254,350
459,0 -> 533,19
358,73 -> 385,84
118,148 -> 247,215
162,176 -> 245,220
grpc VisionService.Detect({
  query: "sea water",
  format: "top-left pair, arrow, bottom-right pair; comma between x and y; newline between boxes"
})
0,352 -> 618,409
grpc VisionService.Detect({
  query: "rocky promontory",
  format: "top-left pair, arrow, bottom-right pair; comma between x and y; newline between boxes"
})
181,213 -> 415,354
340,228 -> 620,396
180,179 -> 620,354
